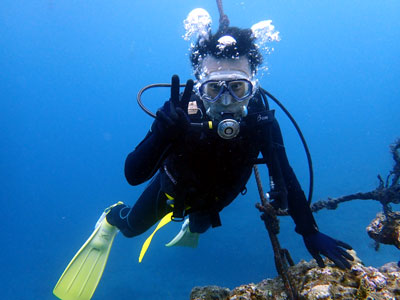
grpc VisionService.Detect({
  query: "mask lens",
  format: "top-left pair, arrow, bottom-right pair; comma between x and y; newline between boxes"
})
199,79 -> 253,102
204,81 -> 223,99
200,81 -> 224,102
227,80 -> 251,100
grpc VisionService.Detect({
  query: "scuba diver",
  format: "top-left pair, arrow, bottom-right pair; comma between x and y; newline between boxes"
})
53,11 -> 355,300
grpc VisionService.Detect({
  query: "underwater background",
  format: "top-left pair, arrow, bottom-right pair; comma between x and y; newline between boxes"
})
1,1 -> 399,299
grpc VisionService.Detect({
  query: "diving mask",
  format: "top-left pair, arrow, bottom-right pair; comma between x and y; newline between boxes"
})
199,78 -> 253,102
197,71 -> 257,103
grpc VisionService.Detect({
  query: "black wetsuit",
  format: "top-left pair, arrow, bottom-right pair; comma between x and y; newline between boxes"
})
107,92 -> 318,238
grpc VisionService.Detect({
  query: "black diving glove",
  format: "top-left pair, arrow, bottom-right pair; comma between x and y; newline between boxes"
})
152,75 -> 194,142
303,231 -> 354,269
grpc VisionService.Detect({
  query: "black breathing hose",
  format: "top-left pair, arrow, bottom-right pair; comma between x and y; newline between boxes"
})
137,83 -> 187,118
260,88 -> 314,204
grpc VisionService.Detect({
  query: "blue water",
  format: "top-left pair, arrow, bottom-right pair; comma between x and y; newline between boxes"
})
1,1 -> 399,299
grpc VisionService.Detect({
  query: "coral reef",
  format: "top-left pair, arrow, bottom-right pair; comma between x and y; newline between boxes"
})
190,257 -> 400,300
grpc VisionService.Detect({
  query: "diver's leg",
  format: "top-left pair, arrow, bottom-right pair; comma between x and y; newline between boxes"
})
188,211 -> 212,233
106,172 -> 169,237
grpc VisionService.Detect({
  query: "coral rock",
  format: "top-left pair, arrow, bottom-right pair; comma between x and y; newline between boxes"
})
190,258 -> 400,300
366,211 -> 400,249
190,285 -> 230,300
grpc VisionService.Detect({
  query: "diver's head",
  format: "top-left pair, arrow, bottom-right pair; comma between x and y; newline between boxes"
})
196,56 -> 258,121
190,27 -> 262,121
190,26 -> 263,77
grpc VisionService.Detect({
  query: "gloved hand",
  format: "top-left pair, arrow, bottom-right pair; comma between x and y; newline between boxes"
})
152,75 -> 194,141
303,231 -> 354,269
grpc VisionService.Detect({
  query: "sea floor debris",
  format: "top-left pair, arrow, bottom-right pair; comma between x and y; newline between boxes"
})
367,211 -> 400,250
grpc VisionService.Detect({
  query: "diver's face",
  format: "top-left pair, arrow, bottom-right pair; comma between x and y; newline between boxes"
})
198,56 -> 254,120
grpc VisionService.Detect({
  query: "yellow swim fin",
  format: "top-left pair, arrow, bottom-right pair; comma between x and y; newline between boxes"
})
53,205 -> 120,300
138,212 -> 173,263
165,218 -> 199,248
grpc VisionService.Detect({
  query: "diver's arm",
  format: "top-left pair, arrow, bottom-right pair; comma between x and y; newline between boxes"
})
124,128 -> 171,186
261,119 -> 318,235
262,119 -> 354,269
125,76 -> 193,186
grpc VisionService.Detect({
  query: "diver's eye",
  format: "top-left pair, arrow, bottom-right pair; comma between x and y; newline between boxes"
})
205,82 -> 222,97
229,81 -> 247,98
208,82 -> 221,91
229,81 -> 244,91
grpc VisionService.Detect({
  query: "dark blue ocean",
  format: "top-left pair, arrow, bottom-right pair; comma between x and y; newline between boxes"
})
1,1 -> 399,299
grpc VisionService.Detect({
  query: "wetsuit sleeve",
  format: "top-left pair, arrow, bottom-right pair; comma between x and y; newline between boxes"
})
260,119 -> 318,236
124,126 -> 171,186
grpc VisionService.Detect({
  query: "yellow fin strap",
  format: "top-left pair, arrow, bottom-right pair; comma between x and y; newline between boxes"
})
138,212 -> 173,263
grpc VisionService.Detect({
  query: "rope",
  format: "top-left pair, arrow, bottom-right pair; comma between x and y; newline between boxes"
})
216,0 -> 230,30
253,165 -> 297,299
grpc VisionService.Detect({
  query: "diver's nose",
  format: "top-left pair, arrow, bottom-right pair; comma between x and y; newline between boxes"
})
220,93 -> 233,106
